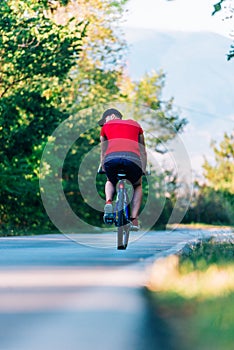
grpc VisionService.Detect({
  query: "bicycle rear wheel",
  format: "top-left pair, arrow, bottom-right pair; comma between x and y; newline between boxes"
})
117,225 -> 130,250
116,187 -> 130,250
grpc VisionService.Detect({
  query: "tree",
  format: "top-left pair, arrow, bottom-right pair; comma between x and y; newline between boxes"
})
183,130 -> 234,226
203,131 -> 234,194
45,0 -> 128,110
0,0 -> 86,233
59,70 -> 187,231
1,0 -> 188,234
118,71 -> 186,139
45,1 -> 188,231
212,0 -> 234,60
183,185 -> 234,225
0,0 -> 133,234
0,1 -> 86,98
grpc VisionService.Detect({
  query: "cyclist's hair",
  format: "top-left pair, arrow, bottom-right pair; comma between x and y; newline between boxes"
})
98,108 -> 123,126
102,108 -> 123,119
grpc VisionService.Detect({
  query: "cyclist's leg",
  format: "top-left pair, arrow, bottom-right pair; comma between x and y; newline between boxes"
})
131,178 -> 142,220
103,158 -> 119,223
103,180 -> 115,224
103,158 -> 120,202
105,180 -> 115,203
121,157 -> 143,230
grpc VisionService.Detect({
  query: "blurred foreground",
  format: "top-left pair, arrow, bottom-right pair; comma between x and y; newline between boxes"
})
147,238 -> 234,350
0,229 -> 233,350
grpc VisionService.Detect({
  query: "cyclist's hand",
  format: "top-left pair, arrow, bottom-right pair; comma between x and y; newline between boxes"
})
101,163 -> 105,172
98,163 -> 106,174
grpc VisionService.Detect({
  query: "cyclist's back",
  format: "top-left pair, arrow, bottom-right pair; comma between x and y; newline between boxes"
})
99,108 -> 147,230
101,118 -> 143,156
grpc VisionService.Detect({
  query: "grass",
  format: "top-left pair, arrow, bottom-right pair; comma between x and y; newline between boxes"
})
167,223 -> 234,230
147,239 -> 234,350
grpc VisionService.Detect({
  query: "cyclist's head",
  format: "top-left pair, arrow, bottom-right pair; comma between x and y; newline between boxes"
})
98,108 -> 123,126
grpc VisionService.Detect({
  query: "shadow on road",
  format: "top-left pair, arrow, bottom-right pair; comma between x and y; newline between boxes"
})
134,289 -> 181,350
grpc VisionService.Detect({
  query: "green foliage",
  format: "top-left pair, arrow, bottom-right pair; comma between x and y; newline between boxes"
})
148,241 -> 234,350
203,131 -> 234,194
0,0 -> 188,234
37,2 -> 187,232
0,0 -> 130,234
43,0 -> 129,112
140,169 -> 176,229
183,131 -> 234,226
227,44 -> 234,61
0,1 -> 86,98
212,1 -> 224,15
62,126 -> 103,227
183,186 -> 234,225
212,0 -> 234,60
179,240 -> 234,273
0,0 -> 85,234
118,71 -> 187,148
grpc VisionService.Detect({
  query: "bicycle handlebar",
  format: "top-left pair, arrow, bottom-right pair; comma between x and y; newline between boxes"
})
97,164 -> 106,174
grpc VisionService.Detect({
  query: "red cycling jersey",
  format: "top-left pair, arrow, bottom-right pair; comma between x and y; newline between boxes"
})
100,119 -> 143,157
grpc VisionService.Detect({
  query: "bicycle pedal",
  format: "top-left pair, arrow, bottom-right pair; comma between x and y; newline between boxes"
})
103,213 -> 114,225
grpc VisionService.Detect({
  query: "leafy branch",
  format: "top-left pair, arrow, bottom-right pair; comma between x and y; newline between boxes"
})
212,0 -> 234,60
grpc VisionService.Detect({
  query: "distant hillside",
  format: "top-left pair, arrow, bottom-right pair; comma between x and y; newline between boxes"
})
124,27 -> 234,126
124,27 -> 234,175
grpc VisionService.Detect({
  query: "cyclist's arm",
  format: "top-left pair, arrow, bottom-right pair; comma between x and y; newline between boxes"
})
100,135 -> 108,170
139,133 -> 147,173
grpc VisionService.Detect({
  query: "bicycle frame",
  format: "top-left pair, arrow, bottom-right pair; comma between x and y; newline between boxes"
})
114,172 -> 131,250
98,166 -> 131,250
98,163 -> 150,249
115,174 -> 130,225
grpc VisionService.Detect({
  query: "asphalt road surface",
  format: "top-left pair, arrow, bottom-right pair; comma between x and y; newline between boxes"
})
0,228 -> 229,350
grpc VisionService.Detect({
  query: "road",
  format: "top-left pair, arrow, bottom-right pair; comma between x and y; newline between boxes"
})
0,228 -> 228,350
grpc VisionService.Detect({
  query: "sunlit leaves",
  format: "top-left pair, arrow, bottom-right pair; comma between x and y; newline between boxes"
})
212,0 -> 234,59
203,131 -> 234,194
0,0 -> 86,233
118,71 -> 187,145
227,43 -> 234,60
0,1 -> 86,98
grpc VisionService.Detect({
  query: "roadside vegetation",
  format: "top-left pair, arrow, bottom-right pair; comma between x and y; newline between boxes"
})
182,131 -> 234,228
0,0 -> 185,235
147,238 -> 234,350
0,1 -> 233,235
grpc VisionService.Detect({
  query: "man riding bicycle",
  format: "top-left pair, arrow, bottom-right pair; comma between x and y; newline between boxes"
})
99,108 -> 147,230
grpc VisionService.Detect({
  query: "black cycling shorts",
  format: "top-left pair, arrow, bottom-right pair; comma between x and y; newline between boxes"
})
104,152 -> 143,186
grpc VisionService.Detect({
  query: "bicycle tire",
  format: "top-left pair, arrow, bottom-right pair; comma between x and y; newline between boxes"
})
122,190 -> 130,248
116,186 -> 130,250
123,224 -> 130,249
116,186 -> 124,248
116,185 -> 124,225
116,189 -> 130,225
117,225 -> 130,250
124,190 -> 131,224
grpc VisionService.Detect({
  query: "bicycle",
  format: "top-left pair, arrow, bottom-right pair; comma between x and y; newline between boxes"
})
98,166 -> 132,250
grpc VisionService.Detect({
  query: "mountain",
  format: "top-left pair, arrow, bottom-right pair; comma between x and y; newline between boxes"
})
124,27 -> 234,176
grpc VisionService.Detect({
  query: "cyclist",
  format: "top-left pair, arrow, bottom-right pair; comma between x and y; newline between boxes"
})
99,108 -> 147,230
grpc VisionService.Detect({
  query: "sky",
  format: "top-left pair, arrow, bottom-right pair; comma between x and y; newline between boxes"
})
122,0 -> 234,178
123,0 -> 233,38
